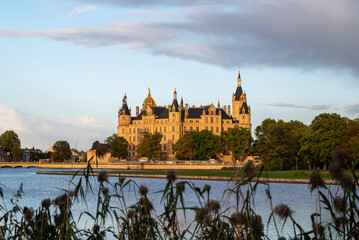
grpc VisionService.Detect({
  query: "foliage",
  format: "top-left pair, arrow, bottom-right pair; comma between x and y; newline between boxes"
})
91,140 -> 111,158
136,132 -> 163,160
192,130 -> 221,160
255,119 -> 308,170
173,132 -> 197,160
299,113 -> 349,168
221,126 -> 253,160
51,140 -> 72,162
1,151 -> 359,239
0,130 -> 21,153
341,118 -> 359,162
11,144 -> 23,161
105,134 -> 129,159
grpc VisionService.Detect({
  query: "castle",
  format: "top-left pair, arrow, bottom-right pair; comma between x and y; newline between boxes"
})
117,71 -> 251,160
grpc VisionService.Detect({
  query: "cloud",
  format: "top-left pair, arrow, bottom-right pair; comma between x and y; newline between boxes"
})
0,104 -> 114,151
344,103 -> 359,115
262,103 -> 335,111
263,102 -> 359,116
68,5 -> 95,16
1,0 -> 358,73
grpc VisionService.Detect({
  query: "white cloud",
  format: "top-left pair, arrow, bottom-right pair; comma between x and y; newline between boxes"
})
0,104 -> 114,152
68,5 -> 95,16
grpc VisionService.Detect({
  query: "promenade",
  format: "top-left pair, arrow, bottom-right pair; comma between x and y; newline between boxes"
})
0,161 -> 234,170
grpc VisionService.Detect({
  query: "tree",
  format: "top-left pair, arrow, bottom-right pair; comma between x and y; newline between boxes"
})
299,113 -> 349,168
340,118 -> 359,162
51,141 -> 72,162
255,119 -> 308,170
105,134 -> 129,159
221,126 -> 253,160
91,141 -> 111,158
12,144 -> 23,162
192,130 -> 221,160
0,130 -> 21,153
173,132 -> 197,160
136,132 -> 163,160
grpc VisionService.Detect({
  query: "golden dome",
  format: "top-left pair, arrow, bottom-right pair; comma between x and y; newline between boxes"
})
143,88 -> 156,107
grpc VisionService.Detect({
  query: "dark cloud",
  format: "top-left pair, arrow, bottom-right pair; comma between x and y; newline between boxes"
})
1,0 -> 358,73
262,103 -> 335,111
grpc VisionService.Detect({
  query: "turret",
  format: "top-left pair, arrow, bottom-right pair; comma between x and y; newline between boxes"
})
118,94 -> 131,125
171,88 -> 179,112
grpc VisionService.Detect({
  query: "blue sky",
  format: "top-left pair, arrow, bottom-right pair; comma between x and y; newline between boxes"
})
0,0 -> 358,151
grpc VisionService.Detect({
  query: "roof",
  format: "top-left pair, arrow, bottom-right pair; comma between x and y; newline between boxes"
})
234,86 -> 243,101
186,107 -> 232,119
133,107 -> 169,120
121,103 -> 130,115
240,102 -> 249,114
171,99 -> 179,112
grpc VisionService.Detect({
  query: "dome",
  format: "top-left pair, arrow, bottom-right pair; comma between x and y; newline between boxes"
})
143,88 -> 156,107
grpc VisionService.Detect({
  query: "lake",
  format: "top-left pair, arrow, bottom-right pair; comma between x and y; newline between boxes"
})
0,167 -> 335,239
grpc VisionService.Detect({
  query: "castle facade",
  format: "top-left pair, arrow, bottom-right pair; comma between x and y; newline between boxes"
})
117,71 -> 251,160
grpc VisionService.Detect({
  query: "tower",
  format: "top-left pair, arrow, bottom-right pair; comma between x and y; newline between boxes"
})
232,70 -> 251,126
118,94 -> 132,137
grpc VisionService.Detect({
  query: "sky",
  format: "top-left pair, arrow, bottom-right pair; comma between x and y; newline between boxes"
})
0,0 -> 358,152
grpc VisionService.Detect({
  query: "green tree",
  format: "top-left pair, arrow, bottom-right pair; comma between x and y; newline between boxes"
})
340,118 -> 359,162
299,113 -> 349,168
173,132 -> 197,160
0,130 -> 21,153
11,144 -> 23,162
105,134 -> 129,159
136,132 -> 163,160
255,119 -> 308,170
192,130 -> 221,160
51,141 -> 72,162
221,126 -> 253,160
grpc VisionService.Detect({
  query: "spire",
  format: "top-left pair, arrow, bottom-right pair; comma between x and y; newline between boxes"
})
217,99 -> 220,108
148,88 -> 151,97
237,68 -> 242,87
181,96 -> 183,107
173,88 -> 177,100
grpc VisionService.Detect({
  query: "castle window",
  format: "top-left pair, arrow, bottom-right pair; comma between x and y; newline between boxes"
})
164,144 -> 166,150
196,120 -> 199,123
137,136 -> 140,141
133,136 -> 135,142
172,135 -> 175,140
190,120 -> 193,123
211,111 -> 214,115
164,127 -> 166,132
211,117 -> 213,123
172,126 -> 175,132
211,127 -> 213,132
190,127 -> 193,131
196,127 -> 199,131
243,116 -> 245,119
122,128 -> 124,134
133,152 -> 135,157
129,145 -> 131,150
160,127 -> 162,132
164,135 -> 166,140
156,127 -> 158,132
205,117 -> 208,123
129,128 -> 131,133
205,127 -> 208,130
216,127 -> 219,132
133,145 -> 135,151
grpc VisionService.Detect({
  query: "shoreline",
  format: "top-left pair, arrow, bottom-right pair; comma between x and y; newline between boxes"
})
36,171 -> 339,185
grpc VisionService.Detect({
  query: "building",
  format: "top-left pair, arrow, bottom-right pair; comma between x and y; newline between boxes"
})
118,71 -> 251,160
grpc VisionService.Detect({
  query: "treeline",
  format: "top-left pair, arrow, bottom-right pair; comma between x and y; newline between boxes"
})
254,113 -> 358,170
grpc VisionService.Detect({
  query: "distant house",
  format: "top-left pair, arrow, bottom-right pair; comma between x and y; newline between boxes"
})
46,146 -> 83,161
